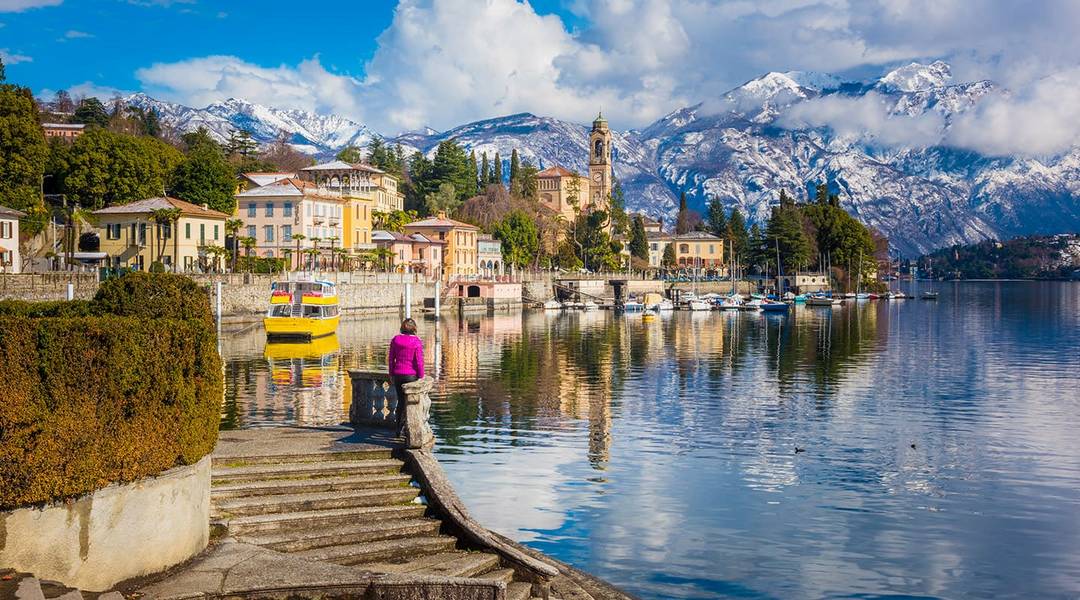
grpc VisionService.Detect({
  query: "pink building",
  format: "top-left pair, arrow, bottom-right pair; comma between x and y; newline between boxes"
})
372,230 -> 445,277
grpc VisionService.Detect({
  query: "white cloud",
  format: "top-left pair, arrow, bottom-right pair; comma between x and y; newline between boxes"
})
128,0 -> 1080,144
63,29 -> 92,39
0,49 -> 31,64
0,0 -> 61,11
135,55 -> 364,118
778,92 -> 945,147
946,69 -> 1080,157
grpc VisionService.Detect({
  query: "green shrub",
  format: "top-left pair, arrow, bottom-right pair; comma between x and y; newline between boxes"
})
0,273 -> 222,509
149,260 -> 166,273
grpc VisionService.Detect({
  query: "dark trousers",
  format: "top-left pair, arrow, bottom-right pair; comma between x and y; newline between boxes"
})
391,374 -> 418,432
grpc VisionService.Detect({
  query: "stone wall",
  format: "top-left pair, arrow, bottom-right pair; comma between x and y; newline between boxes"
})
0,273 -> 98,301
0,456 -> 211,592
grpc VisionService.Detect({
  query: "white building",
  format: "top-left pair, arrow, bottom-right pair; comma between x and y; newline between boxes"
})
0,204 -> 25,273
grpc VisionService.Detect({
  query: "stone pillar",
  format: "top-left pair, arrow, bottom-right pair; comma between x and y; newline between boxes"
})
401,377 -> 435,449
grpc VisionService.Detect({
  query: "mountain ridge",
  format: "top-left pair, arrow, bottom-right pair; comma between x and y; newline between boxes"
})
121,62 -> 1080,255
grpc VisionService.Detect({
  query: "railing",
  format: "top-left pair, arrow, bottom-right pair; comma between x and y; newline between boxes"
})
348,370 -> 435,449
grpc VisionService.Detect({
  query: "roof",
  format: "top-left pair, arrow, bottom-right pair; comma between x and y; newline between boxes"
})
0,204 -> 26,218
536,165 -> 579,178
408,233 -> 445,245
92,197 -> 230,219
646,231 -> 673,240
671,231 -> 721,240
301,161 -> 386,174
372,230 -> 412,242
241,172 -> 296,187
404,215 -> 480,230
42,123 -> 85,130
235,178 -> 341,201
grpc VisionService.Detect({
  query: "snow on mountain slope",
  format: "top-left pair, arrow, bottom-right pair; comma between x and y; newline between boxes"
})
124,60 -> 1078,255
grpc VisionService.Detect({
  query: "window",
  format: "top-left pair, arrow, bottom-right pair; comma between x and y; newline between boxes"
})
137,223 -> 147,246
106,223 -> 121,240
282,225 -> 292,239
650,243 -> 657,251
680,244 -> 689,253
247,204 -> 256,218
185,223 -> 191,239
247,225 -> 256,239
264,226 -> 274,242
709,244 -> 714,254
199,224 -> 206,243
283,202 -> 293,217
159,223 -> 171,239
265,202 -> 274,217
306,203 -> 311,216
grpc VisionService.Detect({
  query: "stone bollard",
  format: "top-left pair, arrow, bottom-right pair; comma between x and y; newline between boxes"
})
401,377 -> 435,449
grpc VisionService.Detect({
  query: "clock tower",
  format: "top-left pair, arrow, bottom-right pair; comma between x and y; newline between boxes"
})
588,111 -> 612,211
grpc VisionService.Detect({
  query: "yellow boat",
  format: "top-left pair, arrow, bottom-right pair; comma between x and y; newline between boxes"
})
264,335 -> 341,389
264,279 -> 340,340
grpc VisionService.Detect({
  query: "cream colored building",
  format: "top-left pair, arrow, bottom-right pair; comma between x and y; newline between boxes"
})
295,161 -> 406,253
235,179 -> 346,267
673,232 -> 725,270
403,212 -> 479,277
92,197 -> 229,272
0,204 -> 25,273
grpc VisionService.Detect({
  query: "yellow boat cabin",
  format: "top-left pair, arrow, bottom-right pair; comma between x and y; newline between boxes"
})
264,279 -> 340,340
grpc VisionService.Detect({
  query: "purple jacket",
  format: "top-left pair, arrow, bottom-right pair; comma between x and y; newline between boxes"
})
388,334 -> 424,379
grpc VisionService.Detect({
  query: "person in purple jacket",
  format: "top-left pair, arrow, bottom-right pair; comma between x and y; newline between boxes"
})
387,318 -> 424,433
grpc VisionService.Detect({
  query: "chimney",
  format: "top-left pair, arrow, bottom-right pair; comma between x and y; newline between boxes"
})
202,204 -> 209,211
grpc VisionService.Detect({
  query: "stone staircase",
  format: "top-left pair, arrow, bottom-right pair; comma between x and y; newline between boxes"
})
211,448 -> 545,600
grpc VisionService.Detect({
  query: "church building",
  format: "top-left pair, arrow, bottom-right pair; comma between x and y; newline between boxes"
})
536,112 -> 613,222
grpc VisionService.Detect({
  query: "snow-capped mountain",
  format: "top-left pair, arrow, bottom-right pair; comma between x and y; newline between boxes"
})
124,93 -> 376,155
127,61 -> 1080,255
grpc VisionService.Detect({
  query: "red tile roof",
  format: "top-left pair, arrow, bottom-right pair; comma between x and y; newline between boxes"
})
536,165 -> 579,178
92,196 -> 230,219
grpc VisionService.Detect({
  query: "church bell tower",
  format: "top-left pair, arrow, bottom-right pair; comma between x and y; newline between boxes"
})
588,111 -> 612,211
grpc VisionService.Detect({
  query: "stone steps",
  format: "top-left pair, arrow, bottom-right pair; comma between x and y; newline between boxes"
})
237,518 -> 442,552
507,581 -> 534,600
475,568 -> 516,585
212,458 -> 404,484
211,449 -> 393,467
211,472 -> 413,499
291,535 -> 459,566
225,504 -> 428,536
406,552 -> 501,578
212,487 -> 419,518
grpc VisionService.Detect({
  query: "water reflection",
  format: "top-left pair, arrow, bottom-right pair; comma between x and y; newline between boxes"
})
220,282 -> 1080,600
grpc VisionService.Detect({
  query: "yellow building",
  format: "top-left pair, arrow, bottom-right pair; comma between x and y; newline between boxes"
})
295,160 -> 408,253
672,232 -> 725,270
92,197 -> 230,272
403,212 -> 479,277
587,111 -> 613,210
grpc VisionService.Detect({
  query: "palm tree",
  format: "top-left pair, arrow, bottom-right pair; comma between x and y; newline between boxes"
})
326,236 -> 340,271
240,236 -> 256,271
310,237 -> 322,271
291,233 -> 306,271
302,247 -> 320,271
149,207 -> 181,268
333,247 -> 349,272
225,218 -> 244,273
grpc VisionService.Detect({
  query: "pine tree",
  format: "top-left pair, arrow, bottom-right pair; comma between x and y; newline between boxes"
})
815,182 -> 829,205
509,148 -> 520,184
707,197 -> 728,238
493,152 -> 503,186
480,152 -> 490,186
0,57 -> 5,83
336,145 -> 364,164
367,137 -> 389,167
662,243 -> 677,269
779,188 -> 794,208
73,97 -> 109,128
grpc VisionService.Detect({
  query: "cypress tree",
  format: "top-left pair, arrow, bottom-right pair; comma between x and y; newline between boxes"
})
493,152 -> 503,186
469,150 -> 479,195
509,148 -> 520,184
729,208 -> 749,263
675,191 -> 691,234
815,182 -> 829,205
480,152 -> 490,185
629,215 -> 649,261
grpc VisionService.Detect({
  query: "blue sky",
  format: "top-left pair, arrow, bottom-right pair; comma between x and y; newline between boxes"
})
3,0 -> 1079,153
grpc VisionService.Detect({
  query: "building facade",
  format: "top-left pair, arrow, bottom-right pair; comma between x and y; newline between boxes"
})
646,231 -> 673,268
536,111 -> 614,223
371,231 -> 445,276
92,197 -> 229,272
672,232 -> 725,270
41,123 -> 85,140
403,213 -> 479,277
587,112 -> 613,210
477,234 -> 503,277
234,179 -> 345,267
0,205 -> 25,273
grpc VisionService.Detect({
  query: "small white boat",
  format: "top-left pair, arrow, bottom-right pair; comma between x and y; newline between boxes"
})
542,299 -> 562,310
807,295 -> 842,307
921,291 -> 939,300
843,292 -> 857,299
760,299 -> 790,313
687,299 -> 711,311
742,298 -> 763,311
583,301 -> 599,311
856,292 -> 871,300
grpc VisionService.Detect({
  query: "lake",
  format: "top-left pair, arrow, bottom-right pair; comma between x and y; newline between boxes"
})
220,281 -> 1080,600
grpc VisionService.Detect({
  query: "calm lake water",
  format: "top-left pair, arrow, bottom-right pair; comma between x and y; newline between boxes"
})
220,282 -> 1080,600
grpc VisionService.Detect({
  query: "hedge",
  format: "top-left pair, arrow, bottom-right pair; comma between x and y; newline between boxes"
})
0,273 -> 222,509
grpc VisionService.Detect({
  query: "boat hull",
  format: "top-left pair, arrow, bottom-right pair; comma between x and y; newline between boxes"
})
264,315 -> 340,340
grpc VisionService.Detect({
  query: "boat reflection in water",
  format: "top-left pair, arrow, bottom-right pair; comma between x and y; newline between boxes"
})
258,335 -> 346,427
